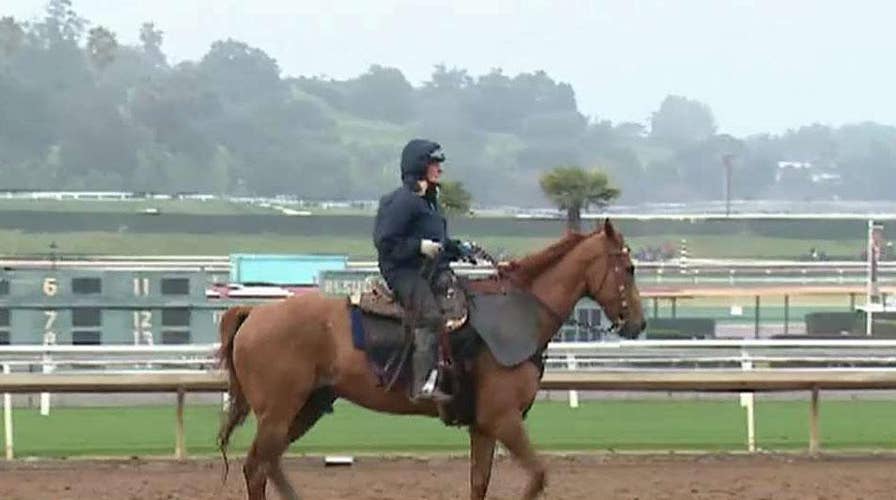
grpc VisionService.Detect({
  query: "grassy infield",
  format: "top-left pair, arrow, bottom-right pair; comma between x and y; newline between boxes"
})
0,200 -> 888,457
0,197 -> 866,258
5,399 -> 896,458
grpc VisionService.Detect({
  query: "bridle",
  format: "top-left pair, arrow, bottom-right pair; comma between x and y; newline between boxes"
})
591,247 -> 633,328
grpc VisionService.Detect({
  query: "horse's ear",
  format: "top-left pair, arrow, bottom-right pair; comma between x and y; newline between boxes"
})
603,218 -> 616,239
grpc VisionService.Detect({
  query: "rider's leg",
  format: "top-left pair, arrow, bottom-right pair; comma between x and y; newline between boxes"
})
413,299 -> 449,401
390,272 -> 450,402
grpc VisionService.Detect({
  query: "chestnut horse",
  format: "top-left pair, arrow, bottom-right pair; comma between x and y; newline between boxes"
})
217,220 -> 645,499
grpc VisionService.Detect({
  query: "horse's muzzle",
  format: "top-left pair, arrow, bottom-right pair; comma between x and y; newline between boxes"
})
618,319 -> 646,339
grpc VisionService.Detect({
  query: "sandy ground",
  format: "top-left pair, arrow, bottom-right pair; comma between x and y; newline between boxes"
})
2,453 -> 896,500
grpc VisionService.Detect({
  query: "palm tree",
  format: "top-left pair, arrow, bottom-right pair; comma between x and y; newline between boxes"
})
539,166 -> 619,232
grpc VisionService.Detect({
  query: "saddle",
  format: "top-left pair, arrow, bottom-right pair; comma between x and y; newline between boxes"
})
348,274 -> 545,427
349,274 -> 468,332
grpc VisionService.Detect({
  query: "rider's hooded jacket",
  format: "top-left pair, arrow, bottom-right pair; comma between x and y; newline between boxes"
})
373,139 -> 449,285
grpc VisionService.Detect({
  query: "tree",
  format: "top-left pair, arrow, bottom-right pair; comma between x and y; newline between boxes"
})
425,64 -> 473,93
86,26 -> 117,70
439,181 -> 472,215
344,65 -> 415,123
650,95 -> 716,147
139,22 -> 165,68
539,166 -> 619,232
199,39 -> 282,102
32,0 -> 86,47
0,17 -> 25,59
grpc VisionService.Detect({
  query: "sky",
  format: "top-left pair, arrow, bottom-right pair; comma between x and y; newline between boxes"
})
5,0 -> 896,136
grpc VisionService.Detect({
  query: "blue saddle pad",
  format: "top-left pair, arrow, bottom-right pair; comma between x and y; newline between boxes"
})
350,306 -> 366,350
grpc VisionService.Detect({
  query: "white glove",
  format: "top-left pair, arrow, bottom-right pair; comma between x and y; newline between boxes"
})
420,239 -> 442,258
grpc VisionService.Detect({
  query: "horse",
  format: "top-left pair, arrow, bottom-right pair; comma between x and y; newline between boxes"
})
217,219 -> 645,499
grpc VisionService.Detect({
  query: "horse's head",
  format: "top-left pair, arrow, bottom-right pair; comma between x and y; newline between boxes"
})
582,219 -> 646,339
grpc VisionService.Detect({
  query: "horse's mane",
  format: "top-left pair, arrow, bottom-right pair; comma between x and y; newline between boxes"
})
505,230 -> 595,286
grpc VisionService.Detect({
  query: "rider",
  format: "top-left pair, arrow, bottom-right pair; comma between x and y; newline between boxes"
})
373,139 -> 461,402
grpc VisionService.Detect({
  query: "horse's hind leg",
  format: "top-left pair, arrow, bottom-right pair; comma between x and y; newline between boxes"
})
469,427 -> 496,500
247,415 -> 302,500
488,412 -> 545,500
244,386 -> 317,500
243,440 -> 267,500
245,388 -> 335,500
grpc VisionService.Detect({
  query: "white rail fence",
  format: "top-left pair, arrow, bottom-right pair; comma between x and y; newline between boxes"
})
5,340 -> 896,459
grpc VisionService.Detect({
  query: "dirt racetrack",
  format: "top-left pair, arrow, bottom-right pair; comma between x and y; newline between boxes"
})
2,453 -> 896,500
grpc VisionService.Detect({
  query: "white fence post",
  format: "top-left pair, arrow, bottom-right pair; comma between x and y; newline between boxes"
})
739,350 -> 756,453
40,358 -> 52,417
566,354 -> 579,409
40,332 -> 57,417
3,363 -> 12,460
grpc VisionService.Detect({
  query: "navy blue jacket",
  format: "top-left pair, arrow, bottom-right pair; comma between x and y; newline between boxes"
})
373,184 -> 448,284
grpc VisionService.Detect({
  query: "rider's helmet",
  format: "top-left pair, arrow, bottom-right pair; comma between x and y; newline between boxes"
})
400,139 -> 445,184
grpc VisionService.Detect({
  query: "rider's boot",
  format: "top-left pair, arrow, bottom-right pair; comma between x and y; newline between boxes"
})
410,327 -> 451,403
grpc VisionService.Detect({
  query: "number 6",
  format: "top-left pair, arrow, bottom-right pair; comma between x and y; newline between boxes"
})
43,278 -> 58,296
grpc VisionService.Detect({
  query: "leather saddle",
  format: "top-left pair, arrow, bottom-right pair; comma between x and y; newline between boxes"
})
349,275 -> 468,332
347,273 -> 545,427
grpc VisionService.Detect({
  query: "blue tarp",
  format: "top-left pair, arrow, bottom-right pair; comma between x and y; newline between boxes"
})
229,254 -> 348,286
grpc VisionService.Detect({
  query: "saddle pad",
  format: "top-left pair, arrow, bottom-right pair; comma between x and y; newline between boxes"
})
468,290 -> 542,367
350,305 -> 411,387
350,304 -> 481,388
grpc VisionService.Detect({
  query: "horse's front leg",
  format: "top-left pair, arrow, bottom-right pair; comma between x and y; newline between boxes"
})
488,411 -> 546,499
469,427 -> 496,500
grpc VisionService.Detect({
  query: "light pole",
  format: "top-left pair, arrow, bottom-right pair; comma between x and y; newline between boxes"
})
723,154 -> 735,217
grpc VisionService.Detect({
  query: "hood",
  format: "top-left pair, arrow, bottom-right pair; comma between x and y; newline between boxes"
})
400,139 -> 444,182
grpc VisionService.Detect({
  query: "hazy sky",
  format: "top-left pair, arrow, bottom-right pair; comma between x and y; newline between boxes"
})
6,0 -> 896,136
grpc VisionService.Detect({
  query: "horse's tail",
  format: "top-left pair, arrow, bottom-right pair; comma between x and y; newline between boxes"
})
216,305 -> 253,483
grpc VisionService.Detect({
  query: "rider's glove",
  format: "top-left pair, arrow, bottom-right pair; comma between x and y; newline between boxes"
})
420,239 -> 442,259
444,239 -> 477,264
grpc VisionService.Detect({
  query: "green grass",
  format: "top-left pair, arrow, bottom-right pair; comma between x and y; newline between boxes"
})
0,230 -> 379,257
0,228 -> 865,260
5,399 -> 896,458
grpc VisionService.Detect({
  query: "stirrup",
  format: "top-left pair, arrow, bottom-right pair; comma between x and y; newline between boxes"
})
413,370 -> 452,403
421,369 -> 438,394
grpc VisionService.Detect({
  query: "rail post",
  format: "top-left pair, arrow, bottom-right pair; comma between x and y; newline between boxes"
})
783,295 -> 790,335
3,363 -> 12,460
809,386 -> 820,455
753,295 -> 760,338
175,388 -> 186,460
566,354 -> 579,408
739,352 -> 756,452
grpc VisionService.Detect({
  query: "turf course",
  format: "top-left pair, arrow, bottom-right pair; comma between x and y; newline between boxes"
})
0,229 -> 864,260
4,399 -> 896,458
0,199 -> 871,258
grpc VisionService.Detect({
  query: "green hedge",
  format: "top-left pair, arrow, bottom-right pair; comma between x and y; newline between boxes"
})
805,311 -> 896,337
0,211 -> 887,240
645,318 -> 716,339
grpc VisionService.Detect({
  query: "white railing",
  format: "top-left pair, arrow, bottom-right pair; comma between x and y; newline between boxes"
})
6,340 -> 896,459
3,254 -> 895,275
7,340 -> 896,372
545,339 -> 896,369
